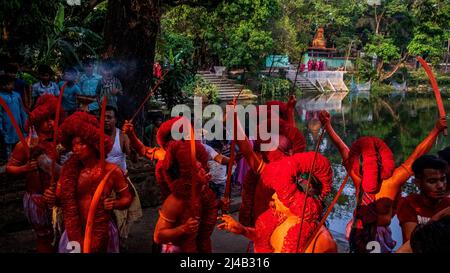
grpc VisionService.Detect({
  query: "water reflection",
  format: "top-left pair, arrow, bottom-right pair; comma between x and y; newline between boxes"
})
293,92 -> 450,251
245,91 -> 448,251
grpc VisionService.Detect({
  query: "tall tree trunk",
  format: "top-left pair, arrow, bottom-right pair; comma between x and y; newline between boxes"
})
103,0 -> 161,125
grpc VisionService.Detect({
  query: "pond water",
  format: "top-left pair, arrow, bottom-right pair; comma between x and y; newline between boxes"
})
218,89 -> 449,251
290,91 -> 450,251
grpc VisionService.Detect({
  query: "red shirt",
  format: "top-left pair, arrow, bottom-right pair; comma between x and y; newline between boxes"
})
397,193 -> 450,225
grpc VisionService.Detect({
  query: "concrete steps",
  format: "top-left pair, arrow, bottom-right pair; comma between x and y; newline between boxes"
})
196,71 -> 257,101
286,70 -> 319,92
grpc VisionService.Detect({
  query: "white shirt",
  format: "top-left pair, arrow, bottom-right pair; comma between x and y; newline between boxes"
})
203,144 -> 227,185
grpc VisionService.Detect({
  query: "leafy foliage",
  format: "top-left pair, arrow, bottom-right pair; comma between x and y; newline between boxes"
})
182,76 -> 219,103
156,63 -> 196,109
260,76 -> 292,99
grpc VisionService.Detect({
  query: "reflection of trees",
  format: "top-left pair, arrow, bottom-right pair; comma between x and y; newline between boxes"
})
324,165 -> 356,221
267,93 -> 449,222
343,95 -> 447,165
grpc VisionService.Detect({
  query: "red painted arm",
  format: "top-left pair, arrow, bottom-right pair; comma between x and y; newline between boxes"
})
318,111 -> 350,164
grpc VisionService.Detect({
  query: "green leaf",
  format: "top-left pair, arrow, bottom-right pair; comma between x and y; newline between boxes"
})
54,3 -> 65,34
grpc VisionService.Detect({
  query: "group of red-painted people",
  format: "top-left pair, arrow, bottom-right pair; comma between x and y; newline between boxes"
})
1,63 -> 449,253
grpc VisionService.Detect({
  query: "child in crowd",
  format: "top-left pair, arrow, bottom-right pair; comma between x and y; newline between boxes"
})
32,65 -> 59,105
0,75 -> 28,159
4,63 -> 29,109
58,67 -> 80,114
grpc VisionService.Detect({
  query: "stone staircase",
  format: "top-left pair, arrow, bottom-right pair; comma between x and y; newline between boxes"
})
196,70 -> 257,101
286,70 -> 319,92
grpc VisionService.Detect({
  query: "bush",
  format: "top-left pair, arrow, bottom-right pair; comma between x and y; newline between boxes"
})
157,64 -> 195,108
370,82 -> 395,96
408,69 -> 450,86
182,76 -> 219,103
260,77 -> 293,99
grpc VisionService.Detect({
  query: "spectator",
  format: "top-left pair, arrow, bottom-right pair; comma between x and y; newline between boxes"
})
90,60 -> 122,114
4,63 -> 29,109
397,216 -> 450,253
204,140 -> 233,200
78,58 -> 101,112
58,67 -> 81,114
32,65 -> 59,105
144,115 -> 162,147
397,155 -> 450,243
437,146 -> 450,188
0,75 -> 28,159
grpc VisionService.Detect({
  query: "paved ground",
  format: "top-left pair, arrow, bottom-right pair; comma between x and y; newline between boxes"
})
0,207 -> 348,253
0,199 -> 250,253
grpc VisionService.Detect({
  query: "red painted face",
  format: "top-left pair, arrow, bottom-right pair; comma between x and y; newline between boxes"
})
38,118 -> 54,136
71,136 -> 95,160
416,168 -> 447,200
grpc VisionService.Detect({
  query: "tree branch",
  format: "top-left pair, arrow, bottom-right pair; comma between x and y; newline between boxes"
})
380,53 -> 409,81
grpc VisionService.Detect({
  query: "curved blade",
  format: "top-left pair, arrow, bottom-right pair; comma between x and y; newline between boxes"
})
417,56 -> 447,136
83,167 -> 116,253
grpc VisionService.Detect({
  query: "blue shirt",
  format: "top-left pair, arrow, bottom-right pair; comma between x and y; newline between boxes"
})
14,78 -> 27,99
32,81 -> 60,99
0,90 -> 28,144
59,81 -> 81,112
79,73 -> 102,111
79,73 -> 101,97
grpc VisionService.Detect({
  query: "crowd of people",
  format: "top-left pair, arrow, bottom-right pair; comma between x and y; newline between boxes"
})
0,57 -> 449,253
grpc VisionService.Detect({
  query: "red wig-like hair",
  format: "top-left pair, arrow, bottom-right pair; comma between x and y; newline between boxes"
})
156,116 -> 185,149
58,111 -> 112,154
25,94 -> 66,131
261,151 -> 333,212
161,139 -> 209,199
347,136 -> 395,194
256,118 -> 306,155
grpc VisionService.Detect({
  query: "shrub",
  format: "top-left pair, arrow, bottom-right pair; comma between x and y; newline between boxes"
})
182,76 -> 219,103
260,77 -> 293,99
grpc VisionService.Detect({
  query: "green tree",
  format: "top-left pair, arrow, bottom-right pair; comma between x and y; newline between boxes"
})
207,0 -> 279,71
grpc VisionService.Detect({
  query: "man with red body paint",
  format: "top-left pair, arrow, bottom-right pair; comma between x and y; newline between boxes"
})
6,94 -> 63,252
318,110 -> 447,252
55,112 -> 132,253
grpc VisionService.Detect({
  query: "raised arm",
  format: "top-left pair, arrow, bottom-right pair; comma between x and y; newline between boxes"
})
233,114 -> 264,175
377,117 -> 447,200
375,117 -> 447,226
122,120 -> 165,160
319,110 -> 350,163
402,117 -> 447,174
